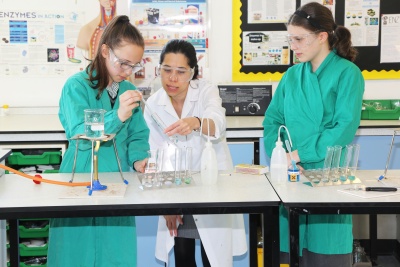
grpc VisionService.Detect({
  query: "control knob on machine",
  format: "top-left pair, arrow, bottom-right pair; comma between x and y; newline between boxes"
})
247,103 -> 260,114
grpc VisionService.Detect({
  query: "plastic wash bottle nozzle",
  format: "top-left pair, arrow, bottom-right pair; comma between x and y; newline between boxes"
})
270,139 -> 288,184
200,118 -> 218,185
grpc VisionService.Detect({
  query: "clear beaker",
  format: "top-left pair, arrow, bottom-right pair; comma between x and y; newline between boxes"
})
184,147 -> 192,184
321,146 -> 334,183
174,147 -> 182,185
84,109 -> 106,138
330,145 -> 342,183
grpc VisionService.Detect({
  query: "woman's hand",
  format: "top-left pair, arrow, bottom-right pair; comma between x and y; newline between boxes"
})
118,90 -> 142,122
133,159 -> 147,173
164,215 -> 183,236
164,118 -> 199,136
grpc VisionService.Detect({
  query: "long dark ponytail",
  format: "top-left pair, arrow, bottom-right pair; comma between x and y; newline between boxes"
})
288,2 -> 358,62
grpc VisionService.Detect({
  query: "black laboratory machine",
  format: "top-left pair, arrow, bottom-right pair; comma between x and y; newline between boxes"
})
218,84 -> 272,116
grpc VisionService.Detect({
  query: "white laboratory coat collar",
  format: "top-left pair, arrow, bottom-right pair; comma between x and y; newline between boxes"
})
156,80 -> 200,119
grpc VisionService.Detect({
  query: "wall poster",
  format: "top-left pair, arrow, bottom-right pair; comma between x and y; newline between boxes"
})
130,0 -> 208,95
0,10 -> 86,77
380,14 -> 400,63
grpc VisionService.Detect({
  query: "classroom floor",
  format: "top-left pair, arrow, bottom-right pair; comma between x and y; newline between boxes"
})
373,255 -> 400,267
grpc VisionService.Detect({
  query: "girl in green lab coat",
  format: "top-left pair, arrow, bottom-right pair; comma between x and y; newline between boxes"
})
47,15 -> 149,267
263,3 -> 364,267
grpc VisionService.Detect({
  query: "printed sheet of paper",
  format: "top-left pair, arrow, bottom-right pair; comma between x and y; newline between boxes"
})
338,187 -> 400,199
381,14 -> 400,63
344,0 -> 380,46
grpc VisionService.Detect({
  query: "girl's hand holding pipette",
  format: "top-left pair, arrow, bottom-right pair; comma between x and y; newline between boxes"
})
118,90 -> 142,122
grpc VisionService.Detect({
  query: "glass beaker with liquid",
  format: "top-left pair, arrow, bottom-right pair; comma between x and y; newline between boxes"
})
84,109 -> 106,138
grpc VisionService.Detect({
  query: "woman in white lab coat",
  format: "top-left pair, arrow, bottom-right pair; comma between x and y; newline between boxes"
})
144,39 -> 247,267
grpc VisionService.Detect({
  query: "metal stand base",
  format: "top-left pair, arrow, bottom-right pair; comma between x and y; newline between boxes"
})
88,180 -> 107,196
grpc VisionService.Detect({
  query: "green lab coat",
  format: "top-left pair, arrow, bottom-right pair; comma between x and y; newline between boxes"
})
48,70 -> 150,267
263,51 -> 364,255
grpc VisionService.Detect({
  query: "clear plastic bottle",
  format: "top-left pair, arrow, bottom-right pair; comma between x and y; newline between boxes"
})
201,141 -> 218,185
201,118 -> 218,185
270,140 -> 288,184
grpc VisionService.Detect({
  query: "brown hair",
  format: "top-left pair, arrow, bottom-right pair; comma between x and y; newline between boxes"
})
86,15 -> 145,99
288,2 -> 358,62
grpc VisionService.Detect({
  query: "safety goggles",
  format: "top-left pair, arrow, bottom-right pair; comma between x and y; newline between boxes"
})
286,32 -> 318,49
109,48 -> 143,74
156,64 -> 194,83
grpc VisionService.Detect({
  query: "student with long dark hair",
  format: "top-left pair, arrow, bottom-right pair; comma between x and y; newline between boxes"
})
263,2 -> 364,266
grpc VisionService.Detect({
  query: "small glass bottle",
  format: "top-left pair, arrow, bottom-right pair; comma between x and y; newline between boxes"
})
353,245 -> 367,263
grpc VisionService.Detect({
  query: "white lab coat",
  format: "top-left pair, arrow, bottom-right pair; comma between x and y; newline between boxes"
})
144,79 -> 247,267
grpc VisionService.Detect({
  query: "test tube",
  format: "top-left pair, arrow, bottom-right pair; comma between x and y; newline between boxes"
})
174,147 -> 182,185
330,145 -> 342,183
141,97 -> 178,145
153,149 -> 164,187
184,147 -> 192,184
321,146 -> 334,183
340,145 -> 352,182
347,144 -> 360,181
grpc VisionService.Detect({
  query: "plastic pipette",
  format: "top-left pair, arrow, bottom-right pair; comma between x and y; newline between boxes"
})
141,97 -> 178,145
285,140 -> 297,170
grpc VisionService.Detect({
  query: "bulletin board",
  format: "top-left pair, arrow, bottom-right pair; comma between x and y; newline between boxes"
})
232,0 -> 400,82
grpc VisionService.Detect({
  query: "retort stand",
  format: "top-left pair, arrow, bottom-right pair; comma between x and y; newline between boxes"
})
69,134 -> 128,195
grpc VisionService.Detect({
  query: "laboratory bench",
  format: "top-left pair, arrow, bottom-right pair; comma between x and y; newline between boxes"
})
0,171 -> 280,267
2,114 -> 400,266
268,170 -> 400,267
